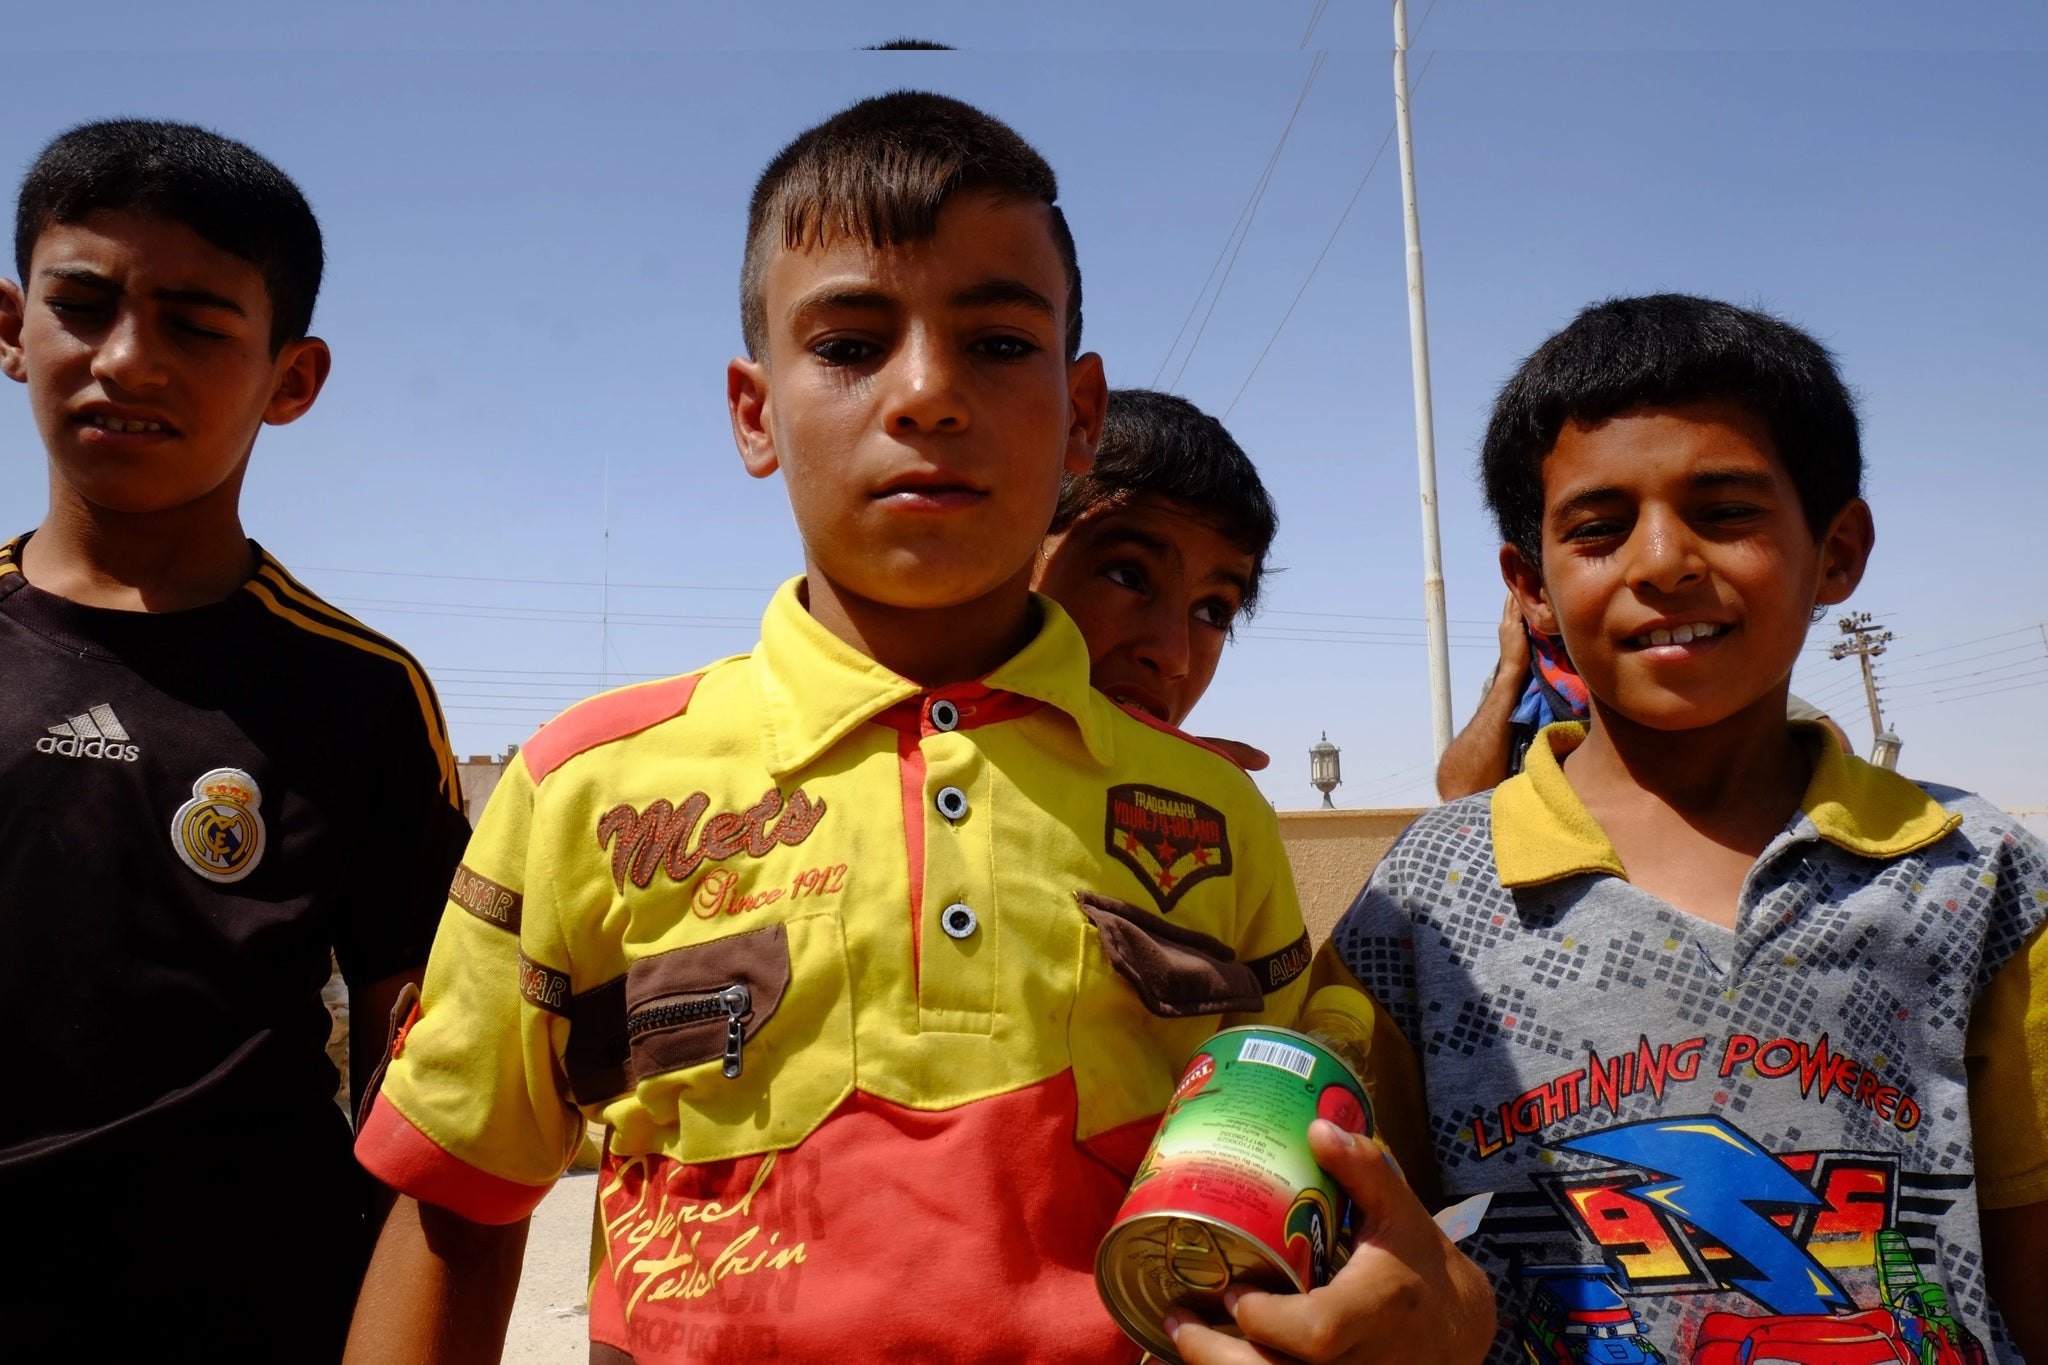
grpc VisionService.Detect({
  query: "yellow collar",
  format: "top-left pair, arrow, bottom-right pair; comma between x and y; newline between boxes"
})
750,577 -> 1117,776
1491,721 -> 1961,888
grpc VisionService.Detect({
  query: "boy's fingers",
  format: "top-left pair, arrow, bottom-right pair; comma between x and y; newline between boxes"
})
1200,736 -> 1272,772
1306,1118 -> 1403,1217
1221,1120 -> 1495,1364
1164,1313 -> 1296,1365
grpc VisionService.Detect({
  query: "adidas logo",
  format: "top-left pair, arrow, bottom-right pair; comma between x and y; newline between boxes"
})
37,703 -> 141,761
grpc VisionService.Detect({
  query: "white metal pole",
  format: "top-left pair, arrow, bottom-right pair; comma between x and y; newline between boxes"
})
1392,0 -> 1454,758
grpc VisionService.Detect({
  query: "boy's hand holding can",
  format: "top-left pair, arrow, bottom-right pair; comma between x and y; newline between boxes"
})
1165,1122 -> 1495,1365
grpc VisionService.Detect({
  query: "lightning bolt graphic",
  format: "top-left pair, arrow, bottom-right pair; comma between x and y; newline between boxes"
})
1561,1117 -> 1854,1316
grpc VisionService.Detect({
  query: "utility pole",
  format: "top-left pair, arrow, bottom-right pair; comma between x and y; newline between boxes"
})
1829,612 -> 1893,747
601,453 -> 612,690
1391,0 -> 1453,760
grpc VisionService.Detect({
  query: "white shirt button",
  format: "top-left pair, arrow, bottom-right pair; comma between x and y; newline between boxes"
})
941,903 -> 978,939
935,785 -> 969,820
929,698 -> 960,731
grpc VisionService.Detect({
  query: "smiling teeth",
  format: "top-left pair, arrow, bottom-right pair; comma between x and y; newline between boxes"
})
1643,623 -> 1721,646
92,416 -> 165,433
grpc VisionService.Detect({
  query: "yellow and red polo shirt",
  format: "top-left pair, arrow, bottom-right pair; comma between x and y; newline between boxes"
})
359,581 -> 1375,1363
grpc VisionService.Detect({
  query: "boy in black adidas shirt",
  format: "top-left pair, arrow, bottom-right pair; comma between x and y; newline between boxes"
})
0,120 -> 469,1359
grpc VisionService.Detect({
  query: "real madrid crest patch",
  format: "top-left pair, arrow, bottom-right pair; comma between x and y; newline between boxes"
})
172,767 -> 268,884
1104,783 -> 1230,914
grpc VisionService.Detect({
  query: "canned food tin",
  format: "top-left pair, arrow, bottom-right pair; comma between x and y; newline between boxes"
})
1095,1026 -> 1374,1364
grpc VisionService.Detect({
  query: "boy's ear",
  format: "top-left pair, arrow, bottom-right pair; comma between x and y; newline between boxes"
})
1062,350 -> 1107,476
262,336 -> 331,427
0,278 -> 26,384
1500,542 -> 1556,635
1813,497 -> 1875,608
728,356 -> 779,479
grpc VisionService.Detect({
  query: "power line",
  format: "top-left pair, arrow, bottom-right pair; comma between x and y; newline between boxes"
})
333,594 -> 755,623
1158,52 -> 1328,390
1884,657 -> 2046,697
300,564 -> 770,594
1243,638 -> 1496,650
1300,0 -> 1334,48
1225,72 -> 1414,418
1899,674 -> 2048,708
307,569 -> 1508,634
430,665 -> 668,680
1225,28 -> 1444,415
1880,623 -> 2040,663
1263,605 -> 1493,626
1408,0 -> 1443,43
1880,640 -> 2039,682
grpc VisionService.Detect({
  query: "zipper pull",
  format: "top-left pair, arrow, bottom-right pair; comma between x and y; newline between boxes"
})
718,983 -> 752,1078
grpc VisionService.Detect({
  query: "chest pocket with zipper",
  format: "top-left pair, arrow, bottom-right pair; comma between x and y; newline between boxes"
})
572,914 -> 856,1164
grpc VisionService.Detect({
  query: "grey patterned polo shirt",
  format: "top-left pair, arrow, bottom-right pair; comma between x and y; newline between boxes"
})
1334,724 -> 2047,1365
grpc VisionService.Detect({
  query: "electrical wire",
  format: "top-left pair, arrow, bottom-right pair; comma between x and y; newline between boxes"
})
301,564 -> 770,594
1161,51 -> 1328,390
1225,21 -> 1444,415
1880,640 -> 2040,681
1884,658 -> 2047,697
1879,624 -> 2039,663
1300,0 -> 1334,49
1895,674 -> 2048,708
1224,103 -> 1405,418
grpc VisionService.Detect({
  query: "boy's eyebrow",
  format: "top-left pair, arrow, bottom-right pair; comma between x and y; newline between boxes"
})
952,278 -> 1056,316
1086,522 -> 1252,596
784,278 -> 1056,327
1689,466 -> 1779,493
1550,467 -> 1782,524
1085,524 -> 1175,559
786,285 -> 895,323
152,286 -> 247,316
40,267 -> 248,317
1547,485 -> 1627,525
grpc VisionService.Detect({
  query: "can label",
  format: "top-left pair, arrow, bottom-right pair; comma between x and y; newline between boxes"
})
1115,1029 -> 1371,1289
1096,1027 -> 1375,1360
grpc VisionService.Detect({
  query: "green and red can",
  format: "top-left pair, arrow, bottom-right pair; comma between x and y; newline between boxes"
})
1095,1025 -> 1374,1363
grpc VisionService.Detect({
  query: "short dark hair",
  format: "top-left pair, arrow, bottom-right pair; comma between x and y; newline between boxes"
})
1051,388 -> 1277,613
14,119 -> 324,352
740,90 -> 1081,360
1480,294 -> 1862,564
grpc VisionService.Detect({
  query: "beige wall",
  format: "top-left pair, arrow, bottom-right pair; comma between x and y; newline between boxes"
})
1277,807 -> 1425,946
457,749 -> 514,825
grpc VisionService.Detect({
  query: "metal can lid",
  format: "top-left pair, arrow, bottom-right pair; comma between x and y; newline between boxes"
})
1096,1213 -> 1299,1364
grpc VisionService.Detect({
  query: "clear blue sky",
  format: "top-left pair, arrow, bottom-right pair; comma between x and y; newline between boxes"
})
6,2 -> 2044,814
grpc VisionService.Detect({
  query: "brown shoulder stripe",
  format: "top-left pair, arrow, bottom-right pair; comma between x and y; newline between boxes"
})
519,953 -> 572,1016
1244,931 -> 1313,994
449,864 -> 522,933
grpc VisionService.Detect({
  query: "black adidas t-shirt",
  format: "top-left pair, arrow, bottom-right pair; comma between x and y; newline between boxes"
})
0,535 -> 469,1347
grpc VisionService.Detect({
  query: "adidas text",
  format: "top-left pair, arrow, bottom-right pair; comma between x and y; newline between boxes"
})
39,704 -> 140,761
36,734 -> 140,761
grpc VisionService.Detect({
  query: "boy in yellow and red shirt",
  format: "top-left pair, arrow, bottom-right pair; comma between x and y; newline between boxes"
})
347,93 -> 1490,1364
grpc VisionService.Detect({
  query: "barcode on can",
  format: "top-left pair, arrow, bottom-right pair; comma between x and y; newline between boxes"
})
1237,1037 -> 1315,1079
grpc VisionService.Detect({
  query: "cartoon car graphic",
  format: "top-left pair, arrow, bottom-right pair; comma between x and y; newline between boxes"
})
1874,1230 -> 1988,1365
1691,1308 -> 1912,1365
1518,1266 -> 1665,1364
